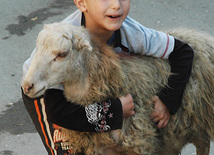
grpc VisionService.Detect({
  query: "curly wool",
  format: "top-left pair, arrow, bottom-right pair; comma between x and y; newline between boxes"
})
23,23 -> 214,155
63,27 -> 214,155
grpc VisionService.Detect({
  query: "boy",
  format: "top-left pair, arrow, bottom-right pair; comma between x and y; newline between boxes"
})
21,0 -> 194,154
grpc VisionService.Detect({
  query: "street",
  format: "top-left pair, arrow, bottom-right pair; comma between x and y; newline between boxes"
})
0,0 -> 213,154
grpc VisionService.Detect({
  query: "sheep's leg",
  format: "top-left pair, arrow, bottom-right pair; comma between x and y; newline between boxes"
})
192,139 -> 210,155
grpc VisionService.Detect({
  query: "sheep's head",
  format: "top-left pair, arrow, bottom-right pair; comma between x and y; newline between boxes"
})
22,23 -> 93,98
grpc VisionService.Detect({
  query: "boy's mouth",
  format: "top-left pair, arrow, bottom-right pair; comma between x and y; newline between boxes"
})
109,16 -> 119,18
108,15 -> 120,19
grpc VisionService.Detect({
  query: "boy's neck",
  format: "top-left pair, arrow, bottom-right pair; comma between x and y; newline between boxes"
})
89,29 -> 114,44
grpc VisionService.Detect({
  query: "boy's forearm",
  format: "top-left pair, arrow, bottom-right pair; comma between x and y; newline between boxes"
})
157,39 -> 194,114
44,89 -> 123,132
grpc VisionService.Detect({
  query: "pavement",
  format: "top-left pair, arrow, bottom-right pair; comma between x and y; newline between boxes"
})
0,0 -> 213,154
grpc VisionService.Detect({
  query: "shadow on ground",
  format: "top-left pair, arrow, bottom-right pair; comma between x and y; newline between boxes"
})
0,150 -> 13,155
3,0 -> 75,38
0,99 -> 36,135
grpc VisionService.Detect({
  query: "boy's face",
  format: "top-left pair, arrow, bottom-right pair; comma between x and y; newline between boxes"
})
82,0 -> 130,33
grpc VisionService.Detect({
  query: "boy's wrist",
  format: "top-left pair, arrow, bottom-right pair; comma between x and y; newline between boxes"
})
107,98 -> 123,130
157,88 -> 183,115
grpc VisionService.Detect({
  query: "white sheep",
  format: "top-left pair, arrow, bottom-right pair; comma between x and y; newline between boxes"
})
22,23 -> 214,155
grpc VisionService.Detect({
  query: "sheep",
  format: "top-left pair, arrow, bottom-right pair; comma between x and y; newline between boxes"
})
22,22 -> 214,155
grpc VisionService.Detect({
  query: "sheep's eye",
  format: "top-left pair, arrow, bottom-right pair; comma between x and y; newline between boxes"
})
54,51 -> 68,61
58,51 -> 68,57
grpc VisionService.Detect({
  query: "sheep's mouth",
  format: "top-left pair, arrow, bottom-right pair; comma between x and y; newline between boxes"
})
34,86 -> 46,97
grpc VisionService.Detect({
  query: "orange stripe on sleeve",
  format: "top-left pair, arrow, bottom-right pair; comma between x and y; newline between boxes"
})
34,100 -> 55,155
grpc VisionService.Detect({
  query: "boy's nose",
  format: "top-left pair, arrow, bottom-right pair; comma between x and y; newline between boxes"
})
111,0 -> 121,10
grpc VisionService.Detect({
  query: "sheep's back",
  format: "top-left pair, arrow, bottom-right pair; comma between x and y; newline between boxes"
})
116,29 -> 214,153
168,29 -> 214,139
120,55 -> 170,109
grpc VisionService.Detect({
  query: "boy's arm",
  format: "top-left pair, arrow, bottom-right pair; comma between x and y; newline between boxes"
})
43,89 -> 124,132
157,39 -> 194,114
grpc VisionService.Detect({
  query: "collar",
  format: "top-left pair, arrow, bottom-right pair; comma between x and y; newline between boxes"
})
81,12 -> 86,27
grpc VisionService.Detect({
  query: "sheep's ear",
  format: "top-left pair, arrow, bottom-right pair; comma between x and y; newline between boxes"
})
44,23 -> 61,30
43,24 -> 48,29
43,23 -> 56,30
63,34 -> 71,40
74,36 -> 93,51
82,40 -> 92,51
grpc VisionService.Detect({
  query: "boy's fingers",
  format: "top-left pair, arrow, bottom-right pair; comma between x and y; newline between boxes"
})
163,120 -> 169,128
151,110 -> 161,120
130,110 -> 135,116
152,117 -> 160,123
158,117 -> 170,128
150,110 -> 157,118
157,120 -> 164,128
161,119 -> 169,128
151,112 -> 170,128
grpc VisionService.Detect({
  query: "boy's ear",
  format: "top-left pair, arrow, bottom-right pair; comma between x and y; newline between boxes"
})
73,0 -> 87,12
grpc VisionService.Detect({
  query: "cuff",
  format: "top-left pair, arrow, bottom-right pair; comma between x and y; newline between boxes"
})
106,98 -> 123,130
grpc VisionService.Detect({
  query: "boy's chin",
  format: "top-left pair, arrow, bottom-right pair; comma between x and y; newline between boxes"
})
107,24 -> 122,31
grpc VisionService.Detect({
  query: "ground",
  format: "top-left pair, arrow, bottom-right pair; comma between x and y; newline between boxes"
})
0,0 -> 213,154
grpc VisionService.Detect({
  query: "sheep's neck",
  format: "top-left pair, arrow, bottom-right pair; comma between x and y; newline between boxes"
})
64,79 -> 91,104
64,45 -> 124,106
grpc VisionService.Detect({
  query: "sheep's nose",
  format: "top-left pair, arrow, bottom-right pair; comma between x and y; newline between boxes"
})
23,83 -> 34,95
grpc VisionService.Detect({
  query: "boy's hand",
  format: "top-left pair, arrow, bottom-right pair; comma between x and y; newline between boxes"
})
151,95 -> 170,128
119,94 -> 135,118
